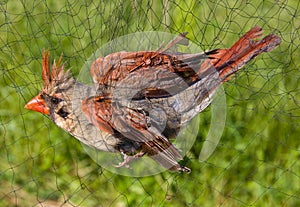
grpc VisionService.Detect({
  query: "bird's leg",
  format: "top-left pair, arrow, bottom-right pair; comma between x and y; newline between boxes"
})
114,151 -> 145,168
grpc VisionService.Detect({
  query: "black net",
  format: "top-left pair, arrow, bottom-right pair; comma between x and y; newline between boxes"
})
1,0 -> 299,206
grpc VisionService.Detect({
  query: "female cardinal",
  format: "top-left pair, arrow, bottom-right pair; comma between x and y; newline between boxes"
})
25,26 -> 281,172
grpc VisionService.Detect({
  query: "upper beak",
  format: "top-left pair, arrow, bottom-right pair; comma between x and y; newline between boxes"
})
25,94 -> 50,115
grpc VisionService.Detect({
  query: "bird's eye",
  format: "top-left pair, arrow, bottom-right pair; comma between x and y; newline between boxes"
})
50,97 -> 62,105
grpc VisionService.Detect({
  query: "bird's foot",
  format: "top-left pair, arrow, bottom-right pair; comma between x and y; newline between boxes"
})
114,151 -> 145,168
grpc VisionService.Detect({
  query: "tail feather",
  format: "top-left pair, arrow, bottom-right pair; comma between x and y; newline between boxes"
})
206,26 -> 281,82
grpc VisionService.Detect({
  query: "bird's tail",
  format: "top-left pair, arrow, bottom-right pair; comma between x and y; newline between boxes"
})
202,26 -> 281,82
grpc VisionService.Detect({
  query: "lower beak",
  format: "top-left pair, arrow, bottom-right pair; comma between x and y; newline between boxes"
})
25,94 -> 50,115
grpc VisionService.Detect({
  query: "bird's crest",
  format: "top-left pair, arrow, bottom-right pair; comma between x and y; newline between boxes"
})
41,50 -> 70,93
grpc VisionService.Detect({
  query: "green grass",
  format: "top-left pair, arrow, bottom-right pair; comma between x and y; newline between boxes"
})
0,0 -> 299,206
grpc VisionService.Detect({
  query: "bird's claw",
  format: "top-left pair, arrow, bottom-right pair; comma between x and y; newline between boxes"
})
114,151 -> 145,169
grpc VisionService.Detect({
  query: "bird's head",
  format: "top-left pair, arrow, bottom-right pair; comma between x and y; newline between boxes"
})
25,51 -> 75,122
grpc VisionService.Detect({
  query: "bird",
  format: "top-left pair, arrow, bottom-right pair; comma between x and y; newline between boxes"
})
25,26 -> 281,173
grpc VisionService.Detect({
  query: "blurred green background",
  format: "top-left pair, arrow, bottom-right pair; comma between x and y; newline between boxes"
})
0,0 -> 299,206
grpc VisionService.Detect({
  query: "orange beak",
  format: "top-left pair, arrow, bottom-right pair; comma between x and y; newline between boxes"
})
24,94 -> 50,115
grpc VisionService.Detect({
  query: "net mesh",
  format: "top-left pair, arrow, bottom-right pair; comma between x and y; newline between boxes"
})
1,0 -> 299,206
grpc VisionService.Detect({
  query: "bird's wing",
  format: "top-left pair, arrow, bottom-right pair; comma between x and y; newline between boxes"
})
90,26 -> 281,92
89,32 -> 211,98
81,93 -> 189,171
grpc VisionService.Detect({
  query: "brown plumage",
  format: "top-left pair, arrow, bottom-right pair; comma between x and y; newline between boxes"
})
25,26 -> 281,172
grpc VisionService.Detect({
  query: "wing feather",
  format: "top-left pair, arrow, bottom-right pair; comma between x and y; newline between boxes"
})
81,94 -> 188,171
